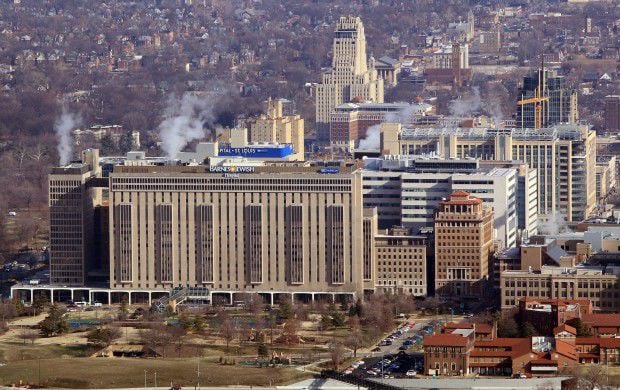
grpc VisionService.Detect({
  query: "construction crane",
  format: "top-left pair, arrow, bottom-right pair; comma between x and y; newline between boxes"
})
517,57 -> 549,129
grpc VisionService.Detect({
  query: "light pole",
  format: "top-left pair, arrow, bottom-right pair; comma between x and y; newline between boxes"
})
144,369 -> 147,389
154,371 -> 157,388
196,360 -> 200,390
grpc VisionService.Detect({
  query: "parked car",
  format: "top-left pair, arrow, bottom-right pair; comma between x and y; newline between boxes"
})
406,370 -> 417,377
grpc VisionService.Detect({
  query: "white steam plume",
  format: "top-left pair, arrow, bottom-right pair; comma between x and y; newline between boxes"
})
358,103 -> 423,150
449,86 -> 481,117
158,92 -> 217,158
538,212 -> 570,236
54,108 -> 82,166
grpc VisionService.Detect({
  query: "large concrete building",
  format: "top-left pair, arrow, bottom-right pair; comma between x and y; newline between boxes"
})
48,149 -> 102,285
363,156 -> 535,248
434,191 -> 495,299
107,161 -> 369,301
314,16 -> 384,144
248,98 -> 305,159
380,124 -> 596,222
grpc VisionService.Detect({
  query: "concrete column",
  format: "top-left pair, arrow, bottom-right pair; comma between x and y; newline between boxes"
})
148,292 -> 152,307
70,289 -> 75,302
127,292 -> 132,305
229,292 -> 233,305
331,293 -> 335,303
269,293 -> 274,306
311,293 -> 315,304
291,293 -> 295,304
87,291 -> 92,305
108,291 -> 112,305
50,289 -> 55,304
30,288 -> 34,305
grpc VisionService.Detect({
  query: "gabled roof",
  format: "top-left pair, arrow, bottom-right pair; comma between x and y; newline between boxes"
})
582,313 -> 620,328
553,324 -> 577,336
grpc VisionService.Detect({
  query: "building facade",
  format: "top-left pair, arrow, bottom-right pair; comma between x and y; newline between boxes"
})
374,226 -> 427,296
108,163 -> 368,298
248,98 -> 304,159
434,191 -> 494,299
604,95 -> 620,134
380,124 -> 596,222
500,265 -> 620,312
515,68 -> 578,129
363,156 -> 526,248
314,16 -> 384,144
48,150 -> 102,285
329,102 -> 432,151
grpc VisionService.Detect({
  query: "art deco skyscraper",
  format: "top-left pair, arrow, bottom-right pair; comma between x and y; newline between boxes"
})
315,16 -> 384,145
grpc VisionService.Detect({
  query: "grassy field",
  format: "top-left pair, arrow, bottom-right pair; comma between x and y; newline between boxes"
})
0,357 -> 312,388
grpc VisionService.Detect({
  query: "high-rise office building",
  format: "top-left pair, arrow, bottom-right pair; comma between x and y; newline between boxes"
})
434,191 -> 494,299
380,124 -> 596,222
248,98 -> 305,159
515,68 -> 578,129
49,150 -> 102,285
362,156 -> 530,248
108,162 -> 368,299
314,16 -> 384,144
604,95 -> 620,134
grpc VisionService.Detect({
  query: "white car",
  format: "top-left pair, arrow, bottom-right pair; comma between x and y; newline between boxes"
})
406,370 -> 417,377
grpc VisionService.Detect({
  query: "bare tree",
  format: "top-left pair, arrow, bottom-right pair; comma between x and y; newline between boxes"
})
329,342 -> 345,371
219,314 -> 236,352
345,316 -> 364,357
18,327 -> 39,345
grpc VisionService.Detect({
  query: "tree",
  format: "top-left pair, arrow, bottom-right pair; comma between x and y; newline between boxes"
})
520,322 -> 538,338
331,310 -> 346,327
282,318 -> 300,338
266,313 -> 277,345
39,305 -> 68,337
99,134 -> 115,155
328,342 -> 345,371
497,317 -> 519,338
279,299 -> 293,320
572,318 -> 592,337
118,298 -> 129,320
140,324 -> 174,357
193,316 -> 206,333
32,295 -> 48,315
18,327 -> 38,345
219,314 -> 236,351
257,343 -> 269,358
348,298 -> 363,318
86,326 -> 121,347
345,317 -> 364,357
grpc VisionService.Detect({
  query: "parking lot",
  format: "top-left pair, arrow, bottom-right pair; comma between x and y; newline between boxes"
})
343,318 -> 449,379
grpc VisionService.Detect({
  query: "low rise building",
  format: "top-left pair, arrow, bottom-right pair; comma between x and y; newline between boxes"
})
500,265 -> 620,312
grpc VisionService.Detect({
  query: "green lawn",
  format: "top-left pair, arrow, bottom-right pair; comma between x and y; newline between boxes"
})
0,357 -> 311,388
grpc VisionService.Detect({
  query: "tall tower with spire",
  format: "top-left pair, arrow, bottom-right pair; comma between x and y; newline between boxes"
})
314,16 -> 384,145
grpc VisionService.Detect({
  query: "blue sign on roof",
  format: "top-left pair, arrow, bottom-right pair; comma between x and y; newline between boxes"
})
218,144 -> 294,158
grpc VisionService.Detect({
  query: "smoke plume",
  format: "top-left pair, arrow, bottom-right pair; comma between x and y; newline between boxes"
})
158,92 -> 217,158
538,212 -> 570,236
358,103 -> 423,150
449,86 -> 481,117
54,108 -> 82,166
